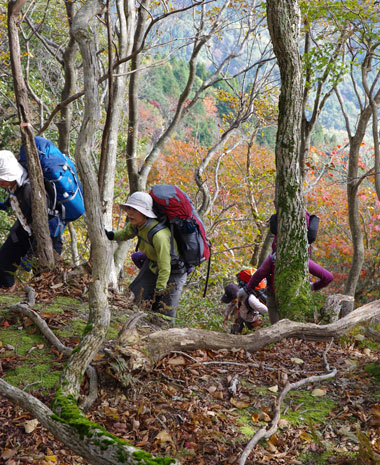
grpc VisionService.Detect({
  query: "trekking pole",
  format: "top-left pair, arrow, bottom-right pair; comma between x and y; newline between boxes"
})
202,245 -> 212,298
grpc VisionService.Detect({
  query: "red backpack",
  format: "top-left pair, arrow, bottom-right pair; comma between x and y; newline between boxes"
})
148,185 -> 211,269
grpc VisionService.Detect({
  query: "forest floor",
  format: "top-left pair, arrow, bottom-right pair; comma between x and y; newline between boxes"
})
0,267 -> 380,465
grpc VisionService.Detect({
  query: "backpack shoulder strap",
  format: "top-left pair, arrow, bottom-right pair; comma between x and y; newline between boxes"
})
147,221 -> 168,244
135,221 -> 167,250
142,220 -> 180,264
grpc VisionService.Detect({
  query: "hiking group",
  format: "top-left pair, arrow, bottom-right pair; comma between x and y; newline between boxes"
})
0,137 -> 333,328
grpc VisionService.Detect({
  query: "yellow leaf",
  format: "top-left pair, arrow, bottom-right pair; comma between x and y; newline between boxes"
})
258,411 -> 271,422
230,398 -> 251,408
104,406 -> 119,420
300,431 -> 312,442
268,385 -> 278,393
268,434 -> 279,446
168,355 -> 186,366
44,456 -> 57,462
24,419 -> 39,433
311,388 -> 326,397
290,357 -> 304,365
251,413 -> 259,422
155,430 -> 173,443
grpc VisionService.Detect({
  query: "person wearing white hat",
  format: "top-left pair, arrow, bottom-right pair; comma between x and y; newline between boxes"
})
0,150 -> 63,289
105,191 -> 187,320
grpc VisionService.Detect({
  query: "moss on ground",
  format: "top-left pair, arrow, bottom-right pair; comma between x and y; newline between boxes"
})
1,325 -> 61,392
282,390 -> 336,426
365,363 -> 380,383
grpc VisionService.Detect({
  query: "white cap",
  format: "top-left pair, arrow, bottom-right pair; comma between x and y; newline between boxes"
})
0,150 -> 25,182
123,192 -> 157,218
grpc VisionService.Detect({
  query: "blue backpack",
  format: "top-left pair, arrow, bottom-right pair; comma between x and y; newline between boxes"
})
19,137 -> 85,236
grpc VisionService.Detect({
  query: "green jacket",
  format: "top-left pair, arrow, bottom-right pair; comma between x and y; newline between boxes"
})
113,219 -> 177,289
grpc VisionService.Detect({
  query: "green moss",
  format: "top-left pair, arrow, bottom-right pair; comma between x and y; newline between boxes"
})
52,389 -> 176,464
82,323 -> 93,336
1,326 -> 61,391
239,424 -> 256,436
132,450 -> 176,464
365,363 -> 380,383
299,450 -> 355,464
56,317 -> 86,339
0,294 -> 25,307
283,390 -> 336,426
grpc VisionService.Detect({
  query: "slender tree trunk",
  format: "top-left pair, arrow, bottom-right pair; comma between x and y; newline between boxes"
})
56,1 -> 78,155
266,0 -> 310,320
101,0 -> 136,283
8,0 -> 54,268
60,0 -> 110,399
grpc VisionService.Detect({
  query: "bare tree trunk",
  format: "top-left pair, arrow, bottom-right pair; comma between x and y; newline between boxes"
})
257,228 -> 274,267
60,0 -> 110,399
266,0 -> 310,320
100,0 -> 136,285
56,1 -> 78,155
7,0 -> 54,268
335,48 -> 380,299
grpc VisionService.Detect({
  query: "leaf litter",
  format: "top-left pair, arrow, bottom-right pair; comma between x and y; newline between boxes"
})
0,278 -> 379,465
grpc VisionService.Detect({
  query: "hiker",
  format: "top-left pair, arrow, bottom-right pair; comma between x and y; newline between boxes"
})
237,253 -> 333,324
222,282 -> 268,334
270,210 -> 319,257
105,191 -> 187,319
0,150 -> 63,289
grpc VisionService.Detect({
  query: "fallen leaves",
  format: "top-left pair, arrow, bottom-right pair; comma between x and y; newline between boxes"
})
24,419 -> 39,433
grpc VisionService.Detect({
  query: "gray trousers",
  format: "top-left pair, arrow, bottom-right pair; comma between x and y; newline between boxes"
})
129,259 -> 187,318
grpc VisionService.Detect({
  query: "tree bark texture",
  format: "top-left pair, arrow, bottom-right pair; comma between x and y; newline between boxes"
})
7,0 -> 55,268
60,0 -> 111,399
266,0 -> 310,320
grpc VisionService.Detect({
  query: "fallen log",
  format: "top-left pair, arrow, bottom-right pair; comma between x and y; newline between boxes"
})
110,300 -> 380,372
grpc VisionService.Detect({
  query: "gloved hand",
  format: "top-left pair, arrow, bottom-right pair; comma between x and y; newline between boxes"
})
105,229 -> 114,240
237,286 -> 249,305
151,288 -> 166,313
131,251 -> 147,269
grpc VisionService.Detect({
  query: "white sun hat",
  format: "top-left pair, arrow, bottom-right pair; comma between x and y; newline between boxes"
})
123,192 -> 157,218
0,150 -> 25,182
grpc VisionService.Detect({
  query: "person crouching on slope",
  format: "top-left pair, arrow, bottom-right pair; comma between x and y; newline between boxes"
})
0,150 -> 63,290
222,283 -> 268,334
105,192 -> 187,319
237,254 -> 333,325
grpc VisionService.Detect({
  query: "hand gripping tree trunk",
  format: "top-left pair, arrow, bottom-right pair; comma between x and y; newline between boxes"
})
7,0 -> 55,268
266,0 -> 311,321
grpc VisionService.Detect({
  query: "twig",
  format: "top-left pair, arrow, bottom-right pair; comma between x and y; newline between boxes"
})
170,351 -> 200,363
23,285 -> 35,307
11,302 -> 100,410
240,340 -> 337,464
228,375 -> 239,396
11,303 -> 72,356
239,368 -> 337,465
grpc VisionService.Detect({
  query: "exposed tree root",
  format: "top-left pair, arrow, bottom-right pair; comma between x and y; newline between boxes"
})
109,300 -> 380,373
